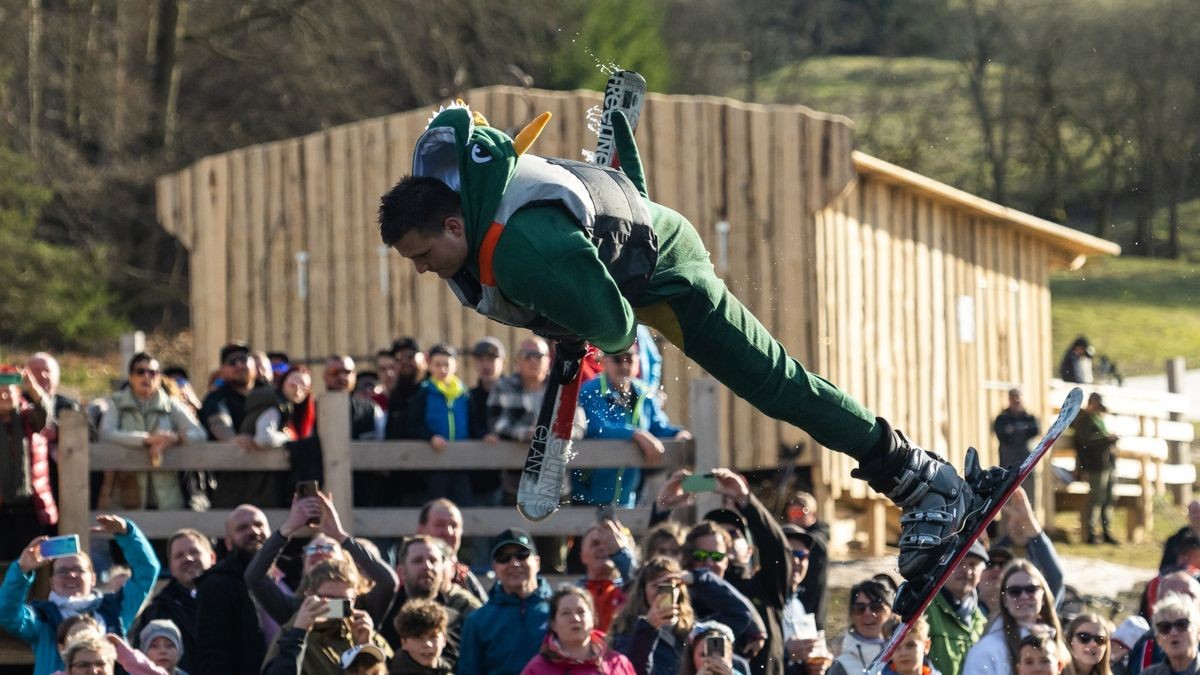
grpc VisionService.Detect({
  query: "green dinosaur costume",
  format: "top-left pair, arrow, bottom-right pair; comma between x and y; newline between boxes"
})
409,102 -> 881,456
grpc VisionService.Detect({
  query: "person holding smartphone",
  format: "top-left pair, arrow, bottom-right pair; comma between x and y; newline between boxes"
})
679,622 -> 750,675
0,364 -> 56,561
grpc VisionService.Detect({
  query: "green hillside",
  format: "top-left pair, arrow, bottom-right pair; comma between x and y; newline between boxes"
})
1052,256 -> 1200,377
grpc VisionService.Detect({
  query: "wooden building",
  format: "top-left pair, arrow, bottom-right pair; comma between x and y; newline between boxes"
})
154,85 -> 1118,504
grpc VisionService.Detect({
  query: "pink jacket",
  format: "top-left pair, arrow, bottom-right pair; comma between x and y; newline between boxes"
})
520,632 -> 636,675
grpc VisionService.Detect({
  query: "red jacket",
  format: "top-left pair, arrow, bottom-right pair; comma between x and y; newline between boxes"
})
1,401 -> 57,526
520,631 -> 636,675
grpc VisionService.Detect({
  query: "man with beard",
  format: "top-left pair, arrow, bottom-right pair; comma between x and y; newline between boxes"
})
379,535 -> 481,668
924,541 -> 988,675
194,504 -> 271,675
415,498 -> 487,601
198,342 -> 277,507
132,528 -> 217,674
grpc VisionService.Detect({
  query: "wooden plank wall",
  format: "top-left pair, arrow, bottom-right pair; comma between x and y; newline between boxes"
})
154,84 -> 1069,478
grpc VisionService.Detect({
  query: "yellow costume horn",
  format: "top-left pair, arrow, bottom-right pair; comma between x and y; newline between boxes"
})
513,112 -> 552,156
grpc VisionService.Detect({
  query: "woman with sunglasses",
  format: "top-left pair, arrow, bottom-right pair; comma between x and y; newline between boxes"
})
827,580 -> 895,675
1063,613 -> 1113,675
1141,592 -> 1200,675
609,556 -> 758,675
99,352 -> 206,510
963,560 -> 1064,674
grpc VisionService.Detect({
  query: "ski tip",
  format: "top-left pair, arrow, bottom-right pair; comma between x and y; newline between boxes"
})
517,499 -> 559,522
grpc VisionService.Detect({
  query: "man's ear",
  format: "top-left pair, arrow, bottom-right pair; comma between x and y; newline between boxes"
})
443,215 -> 466,237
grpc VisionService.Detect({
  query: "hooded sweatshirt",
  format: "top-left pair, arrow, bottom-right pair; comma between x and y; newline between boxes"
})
521,631 -> 636,675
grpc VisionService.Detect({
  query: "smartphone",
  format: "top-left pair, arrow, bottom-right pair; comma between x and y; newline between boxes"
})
39,535 -> 80,559
655,583 -> 678,610
323,598 -> 352,620
705,634 -> 727,658
0,372 -> 21,386
295,481 -> 321,526
681,474 -> 717,493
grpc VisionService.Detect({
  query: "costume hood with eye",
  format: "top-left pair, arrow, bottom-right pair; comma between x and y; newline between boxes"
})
409,101 -> 657,340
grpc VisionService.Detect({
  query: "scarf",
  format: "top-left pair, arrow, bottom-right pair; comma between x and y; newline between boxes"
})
48,591 -> 107,632
432,376 -> 466,402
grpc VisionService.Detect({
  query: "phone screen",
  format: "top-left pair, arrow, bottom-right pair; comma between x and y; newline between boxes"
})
681,474 -> 717,493
705,635 -> 727,658
0,373 -> 22,386
324,598 -> 352,620
296,481 -> 320,498
655,583 -> 677,610
39,535 -> 80,559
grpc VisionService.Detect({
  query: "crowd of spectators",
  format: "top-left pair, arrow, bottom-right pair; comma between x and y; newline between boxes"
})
1,337 -> 1199,675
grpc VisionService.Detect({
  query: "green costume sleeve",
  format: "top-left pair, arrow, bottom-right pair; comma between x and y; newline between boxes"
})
492,205 -> 638,353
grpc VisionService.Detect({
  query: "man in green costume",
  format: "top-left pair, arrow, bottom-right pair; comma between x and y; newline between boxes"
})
378,102 -> 976,583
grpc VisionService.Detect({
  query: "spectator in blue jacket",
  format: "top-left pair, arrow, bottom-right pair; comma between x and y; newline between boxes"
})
399,343 -> 472,505
572,346 -> 692,508
0,514 -> 160,675
457,528 -> 553,675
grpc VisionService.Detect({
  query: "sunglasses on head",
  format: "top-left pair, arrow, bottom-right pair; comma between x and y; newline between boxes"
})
1003,584 -> 1042,597
691,549 -> 727,563
850,600 -> 888,615
1073,631 -> 1107,645
494,548 -> 532,565
1157,618 -> 1192,635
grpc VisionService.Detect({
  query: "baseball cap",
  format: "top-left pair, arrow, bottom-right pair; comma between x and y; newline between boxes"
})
987,544 -> 1014,566
1112,615 -> 1150,649
965,540 -> 990,563
339,644 -> 388,670
703,508 -> 748,537
219,341 -> 251,364
471,337 -> 506,359
139,619 -> 183,655
490,528 -> 537,559
391,336 -> 421,355
781,524 -> 814,548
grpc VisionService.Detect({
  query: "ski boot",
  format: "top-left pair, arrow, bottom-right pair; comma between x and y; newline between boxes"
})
852,418 -> 981,583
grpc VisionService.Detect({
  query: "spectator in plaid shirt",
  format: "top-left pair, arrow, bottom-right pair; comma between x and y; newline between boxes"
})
486,336 -> 585,445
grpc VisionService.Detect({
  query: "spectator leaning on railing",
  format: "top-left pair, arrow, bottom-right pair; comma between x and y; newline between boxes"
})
0,514 -> 159,675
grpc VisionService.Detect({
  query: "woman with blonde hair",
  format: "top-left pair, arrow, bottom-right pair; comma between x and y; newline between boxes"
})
1063,613 -> 1112,675
963,559 -> 1064,673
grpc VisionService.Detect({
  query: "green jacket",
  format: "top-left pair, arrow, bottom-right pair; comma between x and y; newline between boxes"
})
924,592 -> 986,675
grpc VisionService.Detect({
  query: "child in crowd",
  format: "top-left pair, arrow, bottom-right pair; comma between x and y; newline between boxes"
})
880,616 -> 939,675
391,599 -> 453,674
339,644 -> 390,675
1016,626 -> 1065,675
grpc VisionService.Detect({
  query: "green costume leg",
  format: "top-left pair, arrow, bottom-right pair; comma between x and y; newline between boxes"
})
637,271 -> 882,459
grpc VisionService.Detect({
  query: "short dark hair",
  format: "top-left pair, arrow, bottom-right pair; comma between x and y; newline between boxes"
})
128,351 -> 156,374
378,175 -> 462,246
394,598 -> 448,640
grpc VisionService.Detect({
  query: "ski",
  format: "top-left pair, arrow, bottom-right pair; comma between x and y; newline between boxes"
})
593,70 -> 647,169
865,387 -> 1084,674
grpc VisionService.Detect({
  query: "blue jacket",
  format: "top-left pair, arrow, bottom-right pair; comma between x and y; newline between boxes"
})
572,375 -> 682,507
0,522 -> 160,675
457,578 -> 552,675
416,377 -> 471,441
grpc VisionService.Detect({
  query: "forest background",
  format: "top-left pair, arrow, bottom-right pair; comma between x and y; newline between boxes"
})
0,0 -> 1196,378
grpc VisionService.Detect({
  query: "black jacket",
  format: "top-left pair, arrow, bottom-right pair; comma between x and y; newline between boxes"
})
390,650 -> 454,675
796,520 -> 829,630
194,552 -> 267,675
727,494 -> 791,675
132,578 -> 201,674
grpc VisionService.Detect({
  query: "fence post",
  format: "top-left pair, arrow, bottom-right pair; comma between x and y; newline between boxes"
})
57,410 -> 91,554
1166,357 -> 1191,504
689,377 -> 722,516
317,392 -> 354,524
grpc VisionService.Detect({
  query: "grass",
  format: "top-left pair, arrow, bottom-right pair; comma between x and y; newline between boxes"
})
1051,256 -> 1200,377
1051,494 -> 1187,569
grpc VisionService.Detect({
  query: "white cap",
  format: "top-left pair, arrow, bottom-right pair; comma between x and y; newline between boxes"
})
1112,615 -> 1150,648
339,644 -> 388,670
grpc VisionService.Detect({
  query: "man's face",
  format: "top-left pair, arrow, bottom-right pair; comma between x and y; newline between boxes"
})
724,526 -> 753,566
376,354 -> 399,390
402,541 -> 443,596
401,630 -> 446,668
472,355 -> 504,385
324,357 -> 356,392
1009,391 -> 1024,410
944,555 -> 985,601
169,534 -> 215,589
428,354 -> 455,382
223,352 -> 254,388
26,356 -> 56,394
146,636 -> 180,671
395,349 -> 424,379
689,533 -> 729,577
312,579 -> 357,605
516,340 -> 550,383
225,506 -> 269,554
788,540 -> 810,592
580,528 -> 615,579
50,554 -> 95,598
492,544 -> 539,597
1155,611 -> 1199,663
417,504 -> 462,554
392,219 -> 469,280
602,353 -> 635,386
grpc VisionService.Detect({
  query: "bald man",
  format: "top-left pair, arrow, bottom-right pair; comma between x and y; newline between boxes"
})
194,505 -> 272,675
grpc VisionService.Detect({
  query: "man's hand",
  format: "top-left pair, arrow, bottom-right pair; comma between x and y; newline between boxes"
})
632,429 -> 665,465
349,609 -> 374,646
281,494 -> 321,538
674,429 -> 694,442
20,368 -> 47,400
742,633 -> 766,658
317,491 -> 349,542
91,514 -> 129,536
482,432 -> 500,444
711,468 -> 750,509
657,469 -> 695,510
294,595 -> 330,631
232,434 -> 256,453
596,519 -> 631,557
430,435 -> 448,452
17,537 -> 49,573
645,602 -> 679,629
1001,486 -> 1041,545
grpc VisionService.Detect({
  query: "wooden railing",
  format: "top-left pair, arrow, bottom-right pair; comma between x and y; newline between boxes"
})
1045,379 -> 1195,541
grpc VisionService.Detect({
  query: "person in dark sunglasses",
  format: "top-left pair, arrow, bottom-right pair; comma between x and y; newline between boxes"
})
1065,612 -> 1113,675
1142,592 -> 1200,675
962,560 -> 1063,675
827,580 -> 894,675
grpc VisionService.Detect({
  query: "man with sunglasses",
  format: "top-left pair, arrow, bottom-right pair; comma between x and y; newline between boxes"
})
457,528 -> 553,675
1127,573 -> 1200,675
198,342 -> 277,508
924,540 -> 988,675
1141,592 -> 1200,675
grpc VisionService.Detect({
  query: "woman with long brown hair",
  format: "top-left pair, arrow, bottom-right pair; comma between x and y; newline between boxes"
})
963,560 -> 1065,673
1062,613 -> 1113,675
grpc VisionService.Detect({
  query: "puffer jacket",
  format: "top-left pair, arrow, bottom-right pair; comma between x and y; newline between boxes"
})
521,631 -> 636,675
